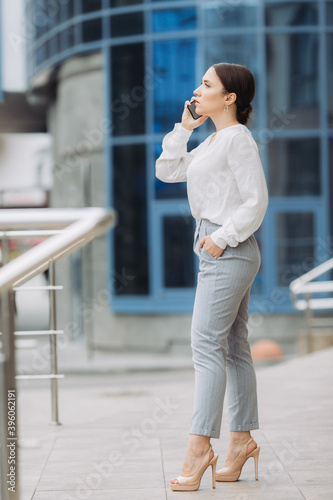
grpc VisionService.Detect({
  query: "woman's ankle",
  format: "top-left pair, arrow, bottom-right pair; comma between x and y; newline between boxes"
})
188,434 -> 211,454
229,431 -> 251,444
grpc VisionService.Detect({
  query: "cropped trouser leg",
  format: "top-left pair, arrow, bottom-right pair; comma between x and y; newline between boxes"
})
226,285 -> 259,431
189,219 -> 261,439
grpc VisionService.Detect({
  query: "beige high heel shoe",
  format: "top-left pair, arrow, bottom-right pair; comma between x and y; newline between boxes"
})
170,444 -> 219,491
215,437 -> 260,482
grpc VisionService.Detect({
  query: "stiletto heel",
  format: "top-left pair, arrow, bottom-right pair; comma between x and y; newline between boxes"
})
216,437 -> 260,482
170,445 -> 219,491
211,454 -> 218,488
249,446 -> 260,480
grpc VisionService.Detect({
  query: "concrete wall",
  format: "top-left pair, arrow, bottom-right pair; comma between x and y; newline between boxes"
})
48,51 -> 306,357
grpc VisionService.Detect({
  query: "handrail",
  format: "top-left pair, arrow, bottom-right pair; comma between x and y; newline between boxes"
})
0,208 -> 117,293
289,257 -> 333,310
289,256 -> 333,355
0,230 -> 63,238
0,207 -> 117,500
289,257 -> 333,296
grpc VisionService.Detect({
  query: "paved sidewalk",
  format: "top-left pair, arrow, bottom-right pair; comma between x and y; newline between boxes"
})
15,346 -> 333,500
15,338 -> 196,376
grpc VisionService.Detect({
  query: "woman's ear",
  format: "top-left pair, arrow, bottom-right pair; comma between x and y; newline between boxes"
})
226,92 -> 237,105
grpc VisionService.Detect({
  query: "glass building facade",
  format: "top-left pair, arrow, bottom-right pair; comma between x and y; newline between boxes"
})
25,0 -> 333,314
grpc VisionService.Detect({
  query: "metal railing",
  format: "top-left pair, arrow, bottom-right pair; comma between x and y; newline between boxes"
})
289,257 -> 333,353
0,207 -> 116,500
2,229 -> 66,428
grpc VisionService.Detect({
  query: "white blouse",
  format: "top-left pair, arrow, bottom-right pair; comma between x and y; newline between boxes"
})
155,122 -> 269,250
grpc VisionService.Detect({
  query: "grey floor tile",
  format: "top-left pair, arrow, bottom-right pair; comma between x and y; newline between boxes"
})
37,472 -> 165,491
41,459 -> 162,476
33,488 -> 167,500
18,475 -> 40,500
298,485 -> 333,500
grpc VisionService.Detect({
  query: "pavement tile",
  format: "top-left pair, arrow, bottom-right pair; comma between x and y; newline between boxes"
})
32,488 -> 167,500
37,471 -> 165,491
18,475 -> 40,500
296,485 -> 333,500
41,461 -> 163,477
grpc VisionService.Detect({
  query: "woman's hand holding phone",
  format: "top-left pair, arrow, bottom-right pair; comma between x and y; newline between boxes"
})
181,100 -> 208,131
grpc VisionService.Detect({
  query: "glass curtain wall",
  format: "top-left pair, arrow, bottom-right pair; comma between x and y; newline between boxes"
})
25,0 -> 333,313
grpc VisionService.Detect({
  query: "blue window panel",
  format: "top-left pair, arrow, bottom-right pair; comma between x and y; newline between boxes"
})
33,2 -> 49,39
154,177 -> 187,200
251,226 -> 264,295
82,0 -> 102,13
111,0 -> 143,6
149,201 -> 197,303
277,212 -> 315,287
110,12 -> 144,37
328,34 -> 333,128
265,2 -> 318,26
204,1 -> 258,28
155,179 -> 187,200
264,204 -> 328,311
163,215 -> 196,288
82,18 -> 103,42
204,35 -> 258,77
48,0 -> 62,28
153,38 -> 196,134
48,36 -> 59,57
327,1 -> 333,25
61,0 -> 74,21
111,43 -> 146,136
112,144 -> 149,295
268,138 -> 321,196
266,33 -> 319,129
61,26 -> 75,50
36,44 -> 48,66
152,8 -> 197,32
68,0 -> 75,17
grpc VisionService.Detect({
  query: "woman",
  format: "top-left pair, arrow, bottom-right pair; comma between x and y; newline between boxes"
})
156,62 -> 269,492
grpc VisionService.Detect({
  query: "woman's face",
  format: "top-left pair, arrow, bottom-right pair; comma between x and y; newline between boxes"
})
192,66 -> 232,116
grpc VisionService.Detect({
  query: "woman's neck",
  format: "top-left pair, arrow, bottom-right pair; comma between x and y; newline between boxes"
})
210,110 -> 240,132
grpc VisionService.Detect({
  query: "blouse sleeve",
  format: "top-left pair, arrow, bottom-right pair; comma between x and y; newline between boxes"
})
210,132 -> 269,250
155,123 -> 204,183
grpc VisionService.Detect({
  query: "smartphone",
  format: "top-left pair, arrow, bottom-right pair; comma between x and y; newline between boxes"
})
187,101 -> 203,120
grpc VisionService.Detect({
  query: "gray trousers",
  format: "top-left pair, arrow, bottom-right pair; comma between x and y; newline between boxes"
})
190,218 -> 261,438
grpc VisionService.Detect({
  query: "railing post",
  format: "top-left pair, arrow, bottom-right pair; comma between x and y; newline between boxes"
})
1,234 -> 10,266
305,292 -> 313,354
48,260 -> 61,426
82,161 -> 95,360
0,290 -> 20,500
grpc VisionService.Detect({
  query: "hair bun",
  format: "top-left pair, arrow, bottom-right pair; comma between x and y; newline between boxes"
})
236,103 -> 253,125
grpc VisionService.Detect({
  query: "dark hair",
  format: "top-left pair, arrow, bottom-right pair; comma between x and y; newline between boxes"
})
212,63 -> 255,125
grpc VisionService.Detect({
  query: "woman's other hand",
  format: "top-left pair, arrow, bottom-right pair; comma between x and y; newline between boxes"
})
181,100 -> 209,131
199,236 -> 224,259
